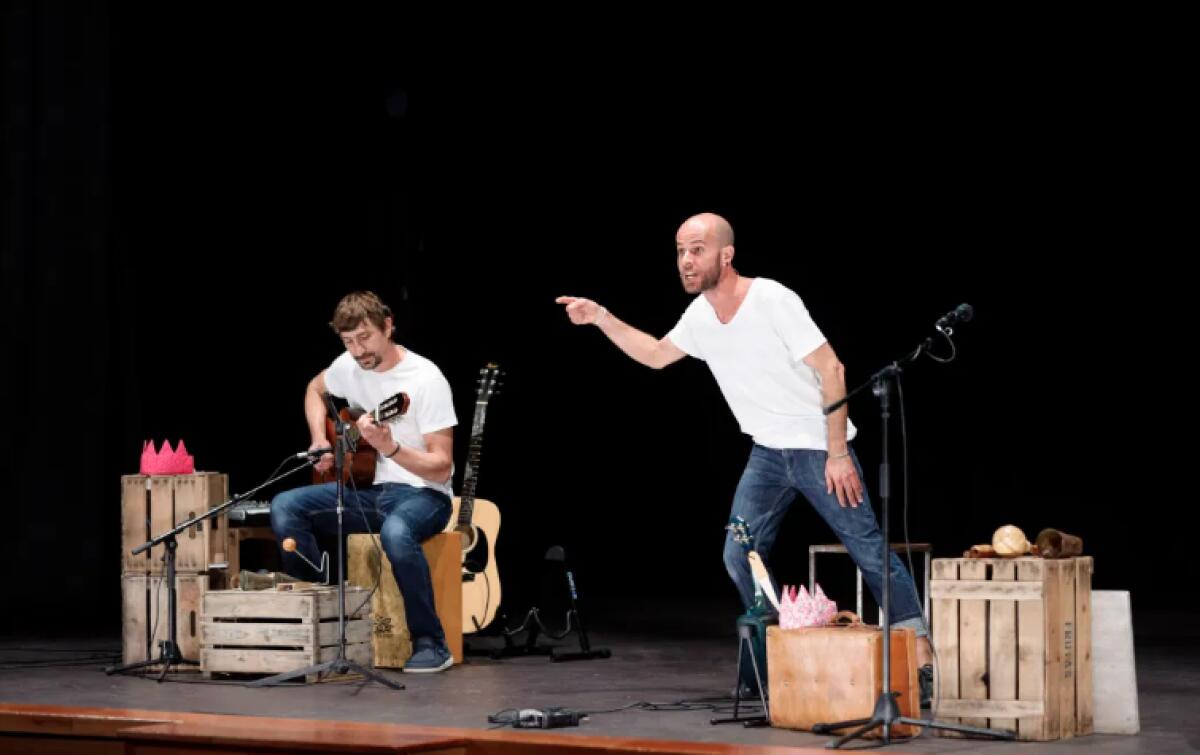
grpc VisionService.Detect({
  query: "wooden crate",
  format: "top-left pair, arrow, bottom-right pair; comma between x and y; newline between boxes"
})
121,573 -> 208,668
199,586 -> 373,683
931,556 -> 1093,741
121,473 -> 239,580
767,625 -> 920,737
347,532 -> 462,667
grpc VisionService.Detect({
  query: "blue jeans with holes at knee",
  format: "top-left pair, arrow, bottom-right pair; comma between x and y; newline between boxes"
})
270,482 -> 453,645
722,444 -> 926,636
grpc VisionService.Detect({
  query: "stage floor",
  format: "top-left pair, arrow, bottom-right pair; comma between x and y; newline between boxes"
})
1,619 -> 1194,754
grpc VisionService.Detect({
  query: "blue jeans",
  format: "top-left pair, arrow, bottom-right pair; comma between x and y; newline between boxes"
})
270,482 -> 453,645
722,445 -> 927,636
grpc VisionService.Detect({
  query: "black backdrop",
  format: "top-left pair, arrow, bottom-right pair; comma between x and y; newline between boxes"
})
3,4 -> 1187,636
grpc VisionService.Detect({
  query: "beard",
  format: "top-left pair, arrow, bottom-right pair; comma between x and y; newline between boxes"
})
681,264 -> 720,294
355,352 -> 380,370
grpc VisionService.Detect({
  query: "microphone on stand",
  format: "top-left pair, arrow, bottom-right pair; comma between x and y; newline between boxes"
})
935,303 -> 974,335
294,447 -> 333,459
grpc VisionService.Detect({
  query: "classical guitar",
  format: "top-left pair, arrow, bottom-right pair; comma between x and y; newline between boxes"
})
312,391 -> 410,487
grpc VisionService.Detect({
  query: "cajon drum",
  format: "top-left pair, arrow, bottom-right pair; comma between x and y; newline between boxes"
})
347,532 -> 462,667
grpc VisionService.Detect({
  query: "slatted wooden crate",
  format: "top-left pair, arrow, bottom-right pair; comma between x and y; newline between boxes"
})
121,573 -> 208,668
121,473 -> 238,580
347,532 -> 462,667
199,586 -> 373,683
931,556 -> 1093,741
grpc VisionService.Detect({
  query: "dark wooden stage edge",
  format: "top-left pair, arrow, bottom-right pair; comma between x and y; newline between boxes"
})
0,703 -> 864,754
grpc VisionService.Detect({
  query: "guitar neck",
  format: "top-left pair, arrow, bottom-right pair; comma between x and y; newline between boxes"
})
455,364 -> 501,528
457,431 -> 484,525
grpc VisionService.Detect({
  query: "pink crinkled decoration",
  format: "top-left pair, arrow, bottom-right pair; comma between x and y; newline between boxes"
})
779,583 -> 838,629
139,439 -> 195,475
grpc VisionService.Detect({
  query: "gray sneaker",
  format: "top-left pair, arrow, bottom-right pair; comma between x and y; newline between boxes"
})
403,637 -> 453,674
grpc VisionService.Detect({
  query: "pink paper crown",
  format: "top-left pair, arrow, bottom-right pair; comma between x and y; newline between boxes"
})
139,439 -> 195,475
779,583 -> 838,630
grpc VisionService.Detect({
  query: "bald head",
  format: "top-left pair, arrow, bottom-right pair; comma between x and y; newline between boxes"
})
678,213 -> 735,249
675,212 -> 736,294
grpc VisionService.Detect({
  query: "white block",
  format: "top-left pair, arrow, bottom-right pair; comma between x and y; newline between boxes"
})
1092,590 -> 1140,735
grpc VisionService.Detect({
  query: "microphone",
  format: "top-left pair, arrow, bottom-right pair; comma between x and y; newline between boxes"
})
935,303 -> 974,333
294,447 -> 333,459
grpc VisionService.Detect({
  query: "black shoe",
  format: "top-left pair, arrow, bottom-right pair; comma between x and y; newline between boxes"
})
919,664 -> 933,709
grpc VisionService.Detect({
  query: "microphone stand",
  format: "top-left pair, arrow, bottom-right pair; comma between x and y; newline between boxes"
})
248,399 -> 403,690
812,320 -> 1014,747
106,461 -> 317,681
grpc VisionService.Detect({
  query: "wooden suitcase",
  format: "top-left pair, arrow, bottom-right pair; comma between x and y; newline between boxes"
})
767,624 -> 920,737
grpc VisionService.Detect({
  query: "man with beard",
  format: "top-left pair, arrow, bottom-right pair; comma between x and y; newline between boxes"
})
271,291 -> 457,673
556,213 -> 933,689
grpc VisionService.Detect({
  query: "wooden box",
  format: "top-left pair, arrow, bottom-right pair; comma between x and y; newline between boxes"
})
347,532 -> 462,667
766,625 -> 920,737
121,473 -> 239,579
121,573 -> 208,668
199,586 -> 373,683
931,556 -> 1093,741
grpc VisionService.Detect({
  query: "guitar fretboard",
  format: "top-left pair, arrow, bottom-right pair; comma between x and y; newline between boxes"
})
458,430 -> 485,524
458,370 -> 500,526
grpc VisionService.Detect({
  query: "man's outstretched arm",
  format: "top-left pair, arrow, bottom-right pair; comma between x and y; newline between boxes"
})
556,296 -> 686,370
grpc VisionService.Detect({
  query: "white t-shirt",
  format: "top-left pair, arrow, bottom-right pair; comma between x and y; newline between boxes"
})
323,348 -> 457,496
666,278 -> 856,450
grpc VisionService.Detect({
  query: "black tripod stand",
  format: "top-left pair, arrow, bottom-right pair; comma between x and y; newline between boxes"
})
248,401 -> 403,689
812,305 -> 1013,748
106,461 -> 317,681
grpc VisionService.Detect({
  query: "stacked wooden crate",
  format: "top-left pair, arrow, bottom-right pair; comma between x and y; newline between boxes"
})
200,586 -> 373,682
120,473 -> 238,668
931,556 -> 1093,741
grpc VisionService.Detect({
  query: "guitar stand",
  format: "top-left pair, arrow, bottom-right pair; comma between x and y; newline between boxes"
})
710,622 -> 770,728
467,544 -> 611,662
478,609 -> 555,659
470,606 -> 611,661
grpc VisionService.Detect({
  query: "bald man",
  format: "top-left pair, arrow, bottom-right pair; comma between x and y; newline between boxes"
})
557,212 -> 933,691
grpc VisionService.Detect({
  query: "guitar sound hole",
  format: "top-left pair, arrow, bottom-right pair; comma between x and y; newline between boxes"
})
463,527 -> 490,573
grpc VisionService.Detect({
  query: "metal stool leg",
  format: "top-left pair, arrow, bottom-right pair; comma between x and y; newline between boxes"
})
808,550 -> 815,595
923,550 -> 931,622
